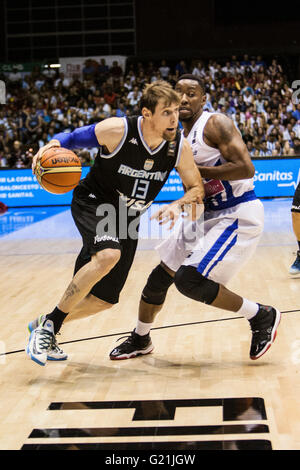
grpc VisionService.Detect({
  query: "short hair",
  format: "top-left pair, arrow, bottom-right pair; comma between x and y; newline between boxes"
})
177,74 -> 206,94
139,80 -> 180,114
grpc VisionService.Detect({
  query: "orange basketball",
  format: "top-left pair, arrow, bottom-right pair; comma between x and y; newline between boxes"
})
35,147 -> 82,194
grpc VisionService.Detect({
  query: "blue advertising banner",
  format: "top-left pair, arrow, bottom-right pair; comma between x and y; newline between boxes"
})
154,168 -> 184,201
0,166 -> 90,207
0,158 -> 299,207
252,157 -> 300,198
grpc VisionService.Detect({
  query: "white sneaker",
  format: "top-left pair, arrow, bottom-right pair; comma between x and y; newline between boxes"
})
48,336 -> 68,361
26,319 -> 55,366
28,315 -> 68,362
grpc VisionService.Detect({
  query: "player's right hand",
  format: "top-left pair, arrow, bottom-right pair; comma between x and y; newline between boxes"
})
31,140 -> 61,174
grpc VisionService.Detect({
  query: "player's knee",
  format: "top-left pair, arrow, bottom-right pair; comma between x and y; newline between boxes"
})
174,265 -> 219,305
93,248 -> 121,271
142,264 -> 174,305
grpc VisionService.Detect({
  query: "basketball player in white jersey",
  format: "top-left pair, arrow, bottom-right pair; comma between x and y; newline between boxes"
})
110,74 -> 281,362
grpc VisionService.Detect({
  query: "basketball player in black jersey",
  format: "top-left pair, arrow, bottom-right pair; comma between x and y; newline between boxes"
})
26,80 -> 204,366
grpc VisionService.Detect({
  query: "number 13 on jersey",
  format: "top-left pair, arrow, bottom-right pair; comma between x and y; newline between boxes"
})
118,179 -> 153,212
131,179 -> 150,199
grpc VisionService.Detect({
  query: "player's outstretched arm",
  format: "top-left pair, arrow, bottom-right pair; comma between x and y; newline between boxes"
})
31,118 -> 125,173
198,113 -> 255,181
151,139 -> 204,229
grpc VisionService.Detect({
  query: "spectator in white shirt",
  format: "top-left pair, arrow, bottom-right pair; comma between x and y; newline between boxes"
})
283,123 -> 293,141
97,97 -> 111,118
208,61 -> 219,79
259,141 -> 272,156
254,93 -> 265,113
266,118 -> 285,136
191,60 -> 205,78
158,60 -> 170,79
233,109 -> 246,124
250,60 -> 260,73
243,89 -> 254,105
54,73 -> 72,89
248,111 -> 262,128
267,135 -> 277,153
124,77 -> 133,92
127,86 -> 142,108
222,61 -> 235,75
34,76 -> 45,91
292,121 -> 300,138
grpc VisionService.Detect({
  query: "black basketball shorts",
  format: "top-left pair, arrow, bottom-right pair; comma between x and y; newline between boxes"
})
71,185 -> 139,304
292,181 -> 300,213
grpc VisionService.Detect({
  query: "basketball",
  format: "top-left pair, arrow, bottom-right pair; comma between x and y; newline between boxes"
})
35,147 -> 82,194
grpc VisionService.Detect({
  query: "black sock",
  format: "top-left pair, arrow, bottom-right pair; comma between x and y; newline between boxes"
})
45,307 -> 68,334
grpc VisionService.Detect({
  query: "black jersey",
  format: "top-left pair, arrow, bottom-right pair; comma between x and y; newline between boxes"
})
79,116 -> 184,213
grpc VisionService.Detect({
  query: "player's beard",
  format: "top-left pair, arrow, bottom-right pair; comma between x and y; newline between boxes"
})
179,110 -> 194,122
179,107 -> 202,123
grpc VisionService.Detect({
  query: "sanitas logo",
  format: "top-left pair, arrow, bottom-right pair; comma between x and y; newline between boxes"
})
254,170 -> 293,182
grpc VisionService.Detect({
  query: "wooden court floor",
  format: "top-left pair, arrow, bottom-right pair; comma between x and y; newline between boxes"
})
0,229 -> 299,451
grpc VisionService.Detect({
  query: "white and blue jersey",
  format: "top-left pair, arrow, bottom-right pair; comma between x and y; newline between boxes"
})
157,111 -> 264,285
188,111 -> 257,211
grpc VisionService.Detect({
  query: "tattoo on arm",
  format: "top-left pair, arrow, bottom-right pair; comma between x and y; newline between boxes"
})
200,114 -> 254,180
215,117 -> 234,144
204,114 -> 235,147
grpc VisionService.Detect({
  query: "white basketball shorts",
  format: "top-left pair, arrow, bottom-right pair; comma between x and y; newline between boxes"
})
156,199 -> 264,286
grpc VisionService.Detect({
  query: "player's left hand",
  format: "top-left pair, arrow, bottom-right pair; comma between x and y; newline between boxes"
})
151,202 -> 204,230
150,203 -> 185,230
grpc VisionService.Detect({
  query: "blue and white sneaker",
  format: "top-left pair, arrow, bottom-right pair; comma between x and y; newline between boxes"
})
289,251 -> 300,275
27,316 -> 67,364
28,314 -> 46,334
27,319 -> 55,366
48,335 -> 68,362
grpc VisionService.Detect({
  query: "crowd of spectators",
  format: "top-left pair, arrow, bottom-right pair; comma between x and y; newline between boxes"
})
0,54 -> 300,169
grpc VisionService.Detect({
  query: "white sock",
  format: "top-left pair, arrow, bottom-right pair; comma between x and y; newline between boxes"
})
237,298 -> 259,320
135,320 -> 153,336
